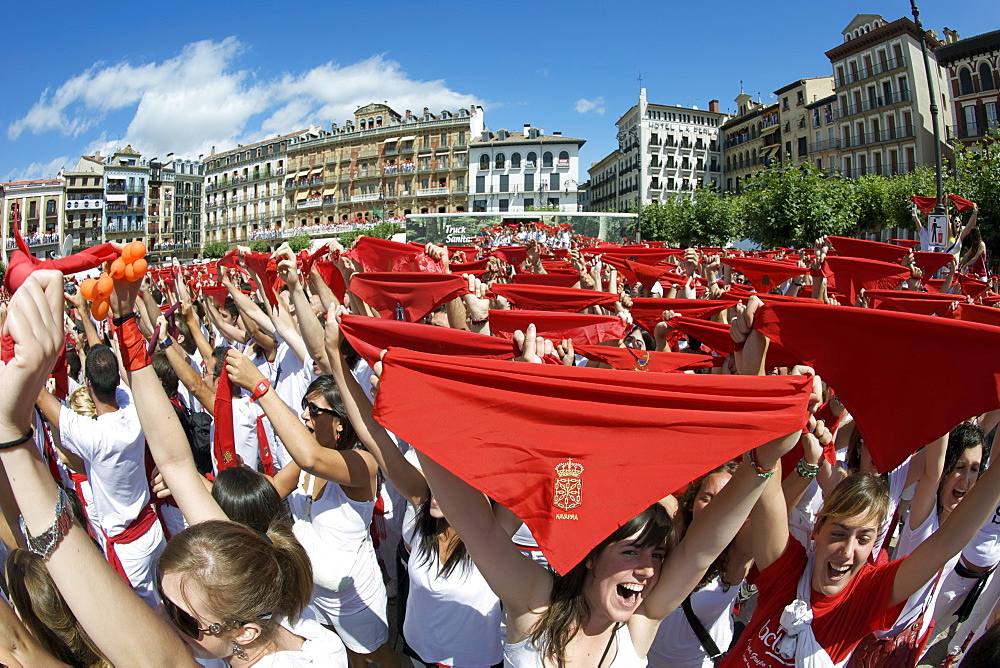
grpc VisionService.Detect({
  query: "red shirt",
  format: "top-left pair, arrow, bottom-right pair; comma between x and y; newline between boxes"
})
721,536 -> 906,666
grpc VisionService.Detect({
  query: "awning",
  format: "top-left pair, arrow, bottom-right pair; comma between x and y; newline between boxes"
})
294,171 -> 307,180
399,135 -> 417,142
382,137 -> 401,144
322,188 -> 337,197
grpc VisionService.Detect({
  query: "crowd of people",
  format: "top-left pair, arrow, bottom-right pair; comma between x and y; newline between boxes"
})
0,198 -> 997,667
248,217 -> 409,242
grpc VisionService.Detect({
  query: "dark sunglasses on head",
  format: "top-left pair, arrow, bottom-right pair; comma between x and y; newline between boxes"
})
301,398 -> 338,417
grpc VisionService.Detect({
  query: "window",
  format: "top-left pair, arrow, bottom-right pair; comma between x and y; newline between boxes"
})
558,151 -> 569,166
499,199 -> 509,212
422,135 -> 431,149
499,175 -> 509,192
480,155 -> 490,170
526,152 -> 537,168
495,153 -> 505,169
473,200 -> 487,212
986,102 -> 999,132
550,174 -> 560,191
510,152 -> 521,168
959,67 -> 975,96
524,173 -> 535,192
797,91 -> 804,105
524,198 -> 534,208
964,105 -> 979,136
547,198 -> 559,208
798,137 -> 808,157
542,152 -> 553,168
476,176 -> 486,193
980,63 -> 995,91
458,131 -> 466,145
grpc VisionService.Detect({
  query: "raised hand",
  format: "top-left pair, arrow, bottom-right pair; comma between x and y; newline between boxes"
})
513,323 -> 554,364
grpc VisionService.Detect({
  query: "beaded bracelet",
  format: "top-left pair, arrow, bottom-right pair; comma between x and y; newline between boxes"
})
0,428 -> 34,451
19,487 -> 73,561
796,458 -> 821,479
748,448 -> 778,478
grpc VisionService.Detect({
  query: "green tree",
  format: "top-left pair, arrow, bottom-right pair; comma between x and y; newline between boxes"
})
739,163 -> 859,247
202,241 -> 230,259
249,240 -> 271,253
287,234 -> 312,252
952,134 -> 1000,260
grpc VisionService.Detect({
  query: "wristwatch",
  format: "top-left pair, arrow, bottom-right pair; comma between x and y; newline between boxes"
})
249,379 -> 271,402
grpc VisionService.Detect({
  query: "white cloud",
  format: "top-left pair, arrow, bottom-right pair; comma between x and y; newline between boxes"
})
3,156 -> 68,182
8,41 -> 484,166
575,97 -> 605,115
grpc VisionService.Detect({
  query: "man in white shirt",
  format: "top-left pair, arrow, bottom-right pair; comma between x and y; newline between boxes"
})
36,345 -> 165,607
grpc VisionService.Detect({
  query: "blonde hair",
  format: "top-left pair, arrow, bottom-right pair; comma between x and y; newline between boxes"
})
68,386 -> 97,418
816,472 -> 891,531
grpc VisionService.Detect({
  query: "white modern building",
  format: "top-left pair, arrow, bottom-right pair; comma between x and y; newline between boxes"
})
1,179 -> 65,259
469,125 -> 585,213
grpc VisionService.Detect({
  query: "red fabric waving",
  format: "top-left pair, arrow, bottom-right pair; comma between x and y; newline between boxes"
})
490,284 -> 618,312
351,236 -> 446,273
339,314 -> 518,368
299,245 -> 329,279
827,236 -> 908,264
349,272 -> 466,322
630,298 -> 737,335
823,256 -> 911,304
870,295 -> 959,317
5,242 -> 119,293
955,304 -> 1000,328
913,252 -> 955,281
490,246 -> 529,265
449,259 -> 490,273
217,249 -> 241,269
912,196 -> 938,215
668,316 -> 801,368
201,286 -> 229,310
373,349 -> 812,574
959,274 -> 989,299
889,239 -> 921,249
573,345 -> 715,372
314,260 -> 347,301
212,367 -> 238,472
862,289 -> 964,303
242,252 -> 281,307
488,310 -> 626,345
511,273 -> 582,288
948,194 -> 975,212
625,259 -> 674,292
754,302 -> 1000,472
721,257 -> 806,292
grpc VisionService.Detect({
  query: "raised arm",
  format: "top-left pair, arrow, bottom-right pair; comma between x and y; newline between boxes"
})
223,349 -> 377,493
277,252 -> 330,373
906,435 -> 948,531
0,270 -> 197,667
180,301 -> 215,365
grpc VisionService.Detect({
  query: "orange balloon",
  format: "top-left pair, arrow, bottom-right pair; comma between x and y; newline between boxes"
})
125,264 -> 136,282
128,257 -> 148,281
121,244 -> 135,264
80,278 -> 97,301
91,299 -> 109,321
130,241 -> 147,261
95,274 -> 114,300
110,258 -> 127,279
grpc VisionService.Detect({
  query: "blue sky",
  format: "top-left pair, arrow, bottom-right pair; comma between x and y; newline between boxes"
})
2,1 -> 996,183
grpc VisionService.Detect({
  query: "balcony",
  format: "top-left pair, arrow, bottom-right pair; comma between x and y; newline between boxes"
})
835,56 -> 906,88
837,89 -> 911,119
296,198 -> 323,209
811,138 -> 842,152
841,124 -> 915,149
5,232 -> 59,249
350,192 -> 380,203
416,186 -> 449,196
950,122 -> 999,140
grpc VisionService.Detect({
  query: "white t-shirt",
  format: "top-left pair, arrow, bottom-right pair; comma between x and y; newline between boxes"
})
59,388 -> 149,535
649,576 -> 741,667
255,617 -> 348,667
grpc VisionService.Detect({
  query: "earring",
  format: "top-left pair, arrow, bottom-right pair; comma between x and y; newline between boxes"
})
232,642 -> 249,661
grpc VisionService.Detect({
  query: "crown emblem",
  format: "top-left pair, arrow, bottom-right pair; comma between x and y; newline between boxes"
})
632,352 -> 651,372
553,458 -> 584,512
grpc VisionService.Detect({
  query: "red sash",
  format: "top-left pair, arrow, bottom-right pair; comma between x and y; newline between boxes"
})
255,414 -> 276,477
103,503 -> 157,584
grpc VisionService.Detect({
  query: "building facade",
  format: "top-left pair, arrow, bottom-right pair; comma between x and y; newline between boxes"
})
469,125 -> 585,213
147,160 -> 174,256
721,94 -> 781,193
806,94 -> 840,172
281,104 -> 484,228
167,158 -> 204,260
586,150 -> 621,212
203,132 -> 295,245
63,155 -> 105,252
1,179 -> 65,259
825,13 -> 952,178
775,77 -> 835,167
936,28 -> 1000,146
103,145 -> 149,244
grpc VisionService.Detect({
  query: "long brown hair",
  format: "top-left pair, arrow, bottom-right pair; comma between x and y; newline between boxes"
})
5,549 -> 112,667
528,504 -> 674,668
157,520 -> 312,648
680,460 -> 741,590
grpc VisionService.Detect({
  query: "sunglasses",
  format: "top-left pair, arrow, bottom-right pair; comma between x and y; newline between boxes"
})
155,577 -> 228,640
301,398 -> 338,417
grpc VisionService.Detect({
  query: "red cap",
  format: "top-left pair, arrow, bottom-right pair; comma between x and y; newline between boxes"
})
350,272 -> 466,322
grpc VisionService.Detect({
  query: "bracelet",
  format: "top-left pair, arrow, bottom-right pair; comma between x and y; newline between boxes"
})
112,312 -> 138,327
19,487 -> 73,561
796,458 -> 821,479
468,316 -> 489,326
158,336 -> 174,351
748,448 -> 778,478
0,428 -> 34,451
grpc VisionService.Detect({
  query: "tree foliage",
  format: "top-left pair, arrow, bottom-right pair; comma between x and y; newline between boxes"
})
202,241 -> 230,259
249,240 -> 271,253
952,135 -> 1000,261
640,189 -> 738,246
287,235 -> 312,252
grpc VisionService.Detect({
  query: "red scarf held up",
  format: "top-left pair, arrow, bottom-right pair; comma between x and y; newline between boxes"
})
913,252 -> 955,281
212,366 -> 239,473
822,256 -> 911,304
624,259 -> 674,292
490,246 -> 529,265
490,284 -> 619,313
955,303 -> 1000,328
721,257 -> 807,292
201,285 -> 229,310
667,315 -> 802,369
958,274 -> 989,299
338,314 -> 518,368
242,252 -> 282,307
488,309 -> 627,345
349,272 -> 466,322
314,260 -> 348,302
573,345 -> 716,372
372,348 -> 812,574
350,236 -> 446,273
869,294 -> 959,317
827,236 -> 909,264
754,302 -> 1000,473
511,273 -> 582,288
629,298 -> 737,335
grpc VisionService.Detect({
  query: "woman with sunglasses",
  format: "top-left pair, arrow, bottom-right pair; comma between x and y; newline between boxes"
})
0,270 -> 348,665
223,354 -> 401,668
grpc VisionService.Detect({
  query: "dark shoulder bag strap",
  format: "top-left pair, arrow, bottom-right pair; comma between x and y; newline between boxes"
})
682,593 -> 726,665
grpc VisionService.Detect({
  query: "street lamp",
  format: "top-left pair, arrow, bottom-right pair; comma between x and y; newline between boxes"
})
910,0 -> 946,216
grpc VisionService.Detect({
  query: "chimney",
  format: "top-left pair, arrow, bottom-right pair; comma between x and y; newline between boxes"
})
709,99 -> 720,113
553,131 -> 562,136
524,124 -> 531,135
